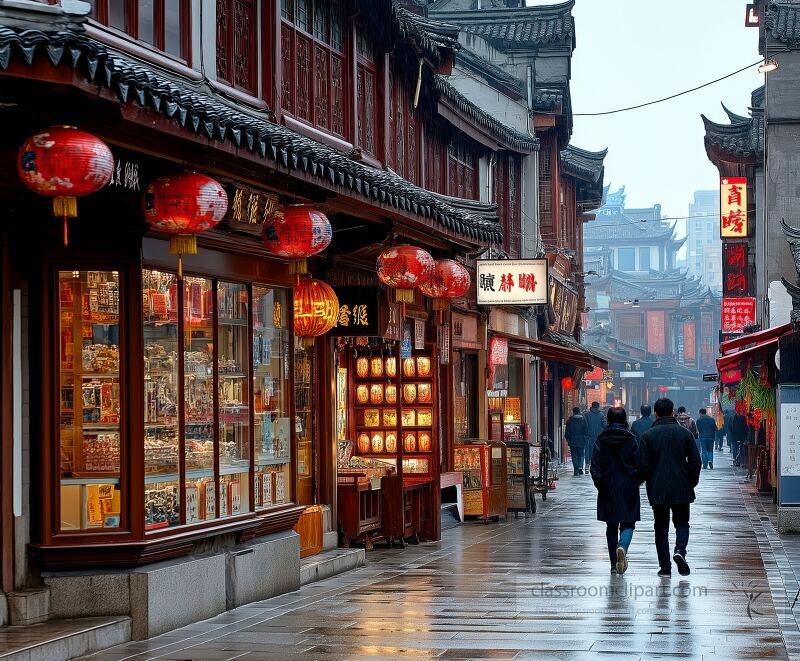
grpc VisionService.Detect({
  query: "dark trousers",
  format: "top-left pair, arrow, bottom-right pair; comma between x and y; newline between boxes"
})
585,440 -> 595,465
570,445 -> 585,474
652,504 -> 690,569
700,438 -> 715,467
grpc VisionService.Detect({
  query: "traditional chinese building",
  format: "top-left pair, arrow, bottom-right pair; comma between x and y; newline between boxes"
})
583,187 -> 720,414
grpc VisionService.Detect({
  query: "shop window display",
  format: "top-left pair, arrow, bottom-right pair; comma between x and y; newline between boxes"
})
58,270 -> 122,531
295,342 -> 315,505
253,287 -> 292,508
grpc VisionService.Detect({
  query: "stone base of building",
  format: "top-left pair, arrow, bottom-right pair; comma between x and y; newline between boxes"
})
42,530 -> 299,640
777,506 -> 800,533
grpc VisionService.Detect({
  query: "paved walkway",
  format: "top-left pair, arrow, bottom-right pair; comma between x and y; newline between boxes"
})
84,451 -> 789,660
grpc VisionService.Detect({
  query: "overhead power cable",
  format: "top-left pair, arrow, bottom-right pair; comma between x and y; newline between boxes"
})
574,59 -> 764,117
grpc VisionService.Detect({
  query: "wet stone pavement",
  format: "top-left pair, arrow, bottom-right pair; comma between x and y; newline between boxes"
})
84,450 -> 790,660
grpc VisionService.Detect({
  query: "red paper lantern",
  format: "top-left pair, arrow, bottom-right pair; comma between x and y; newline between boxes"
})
561,377 -> 575,391
419,259 -> 471,317
18,126 -> 114,246
293,277 -> 339,347
263,204 -> 332,274
143,173 -> 228,276
376,246 -> 435,304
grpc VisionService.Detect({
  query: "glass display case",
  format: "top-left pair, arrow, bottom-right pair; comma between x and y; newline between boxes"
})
454,441 -> 508,521
59,270 -> 122,530
506,441 -> 536,515
295,342 -> 315,505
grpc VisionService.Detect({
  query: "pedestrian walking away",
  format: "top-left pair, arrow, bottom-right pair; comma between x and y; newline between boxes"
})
639,398 -> 702,577
590,406 -> 641,575
631,404 -> 654,444
676,406 -> 699,446
730,411 -> 748,467
696,408 -> 717,469
584,401 -> 606,474
565,406 -> 589,476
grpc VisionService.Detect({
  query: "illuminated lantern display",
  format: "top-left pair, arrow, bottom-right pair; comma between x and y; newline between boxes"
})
376,246 -> 435,312
419,258 -> 471,320
143,173 -> 228,277
18,126 -> 114,246
561,376 -> 575,391
262,204 -> 332,274
293,277 -> 339,346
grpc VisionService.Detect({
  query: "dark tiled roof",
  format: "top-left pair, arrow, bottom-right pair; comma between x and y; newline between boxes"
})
752,85 -> 765,110
560,145 -> 607,183
701,110 -> 764,162
533,87 -> 564,112
434,75 -> 539,152
393,4 -> 461,63
430,1 -> 576,51
766,1 -> 800,46
456,47 -> 525,97
0,25 -> 502,244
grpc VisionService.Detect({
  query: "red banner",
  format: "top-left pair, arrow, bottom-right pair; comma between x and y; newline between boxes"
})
683,321 -> 696,367
488,335 -> 508,387
722,297 -> 756,334
584,366 -> 604,381
647,311 -> 666,354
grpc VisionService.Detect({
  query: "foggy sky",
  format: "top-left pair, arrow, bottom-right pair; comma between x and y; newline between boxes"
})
528,0 -> 762,224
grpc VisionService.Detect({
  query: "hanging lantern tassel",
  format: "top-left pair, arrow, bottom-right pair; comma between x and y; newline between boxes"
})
53,196 -> 77,247
432,299 -> 448,324
395,288 -> 415,304
289,258 -> 308,275
170,234 -> 198,278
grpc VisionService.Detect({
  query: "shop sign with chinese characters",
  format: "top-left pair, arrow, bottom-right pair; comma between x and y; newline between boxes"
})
723,242 -> 752,296
476,259 -> 548,305
329,286 -> 382,337
722,297 -> 756,334
720,177 -> 748,239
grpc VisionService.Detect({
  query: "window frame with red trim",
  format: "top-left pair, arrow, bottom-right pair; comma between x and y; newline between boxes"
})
216,0 -> 259,96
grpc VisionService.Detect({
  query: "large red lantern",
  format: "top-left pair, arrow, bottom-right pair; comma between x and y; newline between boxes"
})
143,173 -> 228,277
263,204 -> 332,275
376,246 -> 435,305
419,259 -> 471,319
561,376 -> 575,391
18,126 -> 114,246
293,277 -> 340,347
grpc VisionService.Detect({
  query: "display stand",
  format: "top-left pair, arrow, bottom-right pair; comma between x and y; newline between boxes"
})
454,440 -> 507,522
506,440 -> 537,516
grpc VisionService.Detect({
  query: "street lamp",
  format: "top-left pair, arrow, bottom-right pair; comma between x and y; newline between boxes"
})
759,59 -> 779,73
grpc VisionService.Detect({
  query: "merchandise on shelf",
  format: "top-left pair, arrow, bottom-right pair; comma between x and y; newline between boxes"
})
82,433 -> 120,472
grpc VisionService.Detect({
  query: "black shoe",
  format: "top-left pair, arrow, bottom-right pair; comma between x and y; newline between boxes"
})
585,469 -> 590,475
657,567 -> 671,577
673,551 -> 690,576
709,463 -> 713,470
611,567 -> 618,575
702,464 -> 707,469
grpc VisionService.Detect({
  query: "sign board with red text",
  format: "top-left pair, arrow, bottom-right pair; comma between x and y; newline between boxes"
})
722,297 -> 756,334
720,177 -> 748,239
477,259 -> 548,305
722,242 -> 752,296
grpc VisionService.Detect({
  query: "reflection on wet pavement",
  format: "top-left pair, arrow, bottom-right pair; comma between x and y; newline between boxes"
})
84,451 -> 788,660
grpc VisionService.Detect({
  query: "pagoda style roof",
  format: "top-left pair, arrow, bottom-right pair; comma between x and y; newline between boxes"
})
560,145 -> 607,183
434,75 -> 540,152
455,47 -> 525,98
430,1 -> 576,51
0,23 -> 501,244
766,1 -> 800,46
702,85 -> 764,166
389,3 -> 461,65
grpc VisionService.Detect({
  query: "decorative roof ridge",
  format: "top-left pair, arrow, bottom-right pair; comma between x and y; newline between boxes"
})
434,75 -> 539,152
560,144 -> 608,183
0,25 -> 501,244
456,46 -> 525,97
387,2 -> 461,64
721,102 -> 750,124
702,110 -> 764,161
766,0 -> 800,46
434,0 -> 575,20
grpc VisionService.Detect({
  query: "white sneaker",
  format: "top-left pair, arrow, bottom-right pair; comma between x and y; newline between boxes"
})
616,547 -> 628,575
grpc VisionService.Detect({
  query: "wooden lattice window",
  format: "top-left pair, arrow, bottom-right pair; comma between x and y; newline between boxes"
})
425,126 -> 445,194
88,0 -> 191,60
539,147 -> 553,240
281,0 -> 347,138
356,29 -> 379,158
217,0 -> 257,95
447,139 -> 478,201
496,154 -> 521,256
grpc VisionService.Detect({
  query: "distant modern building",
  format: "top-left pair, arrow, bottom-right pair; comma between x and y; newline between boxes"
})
687,190 -> 721,292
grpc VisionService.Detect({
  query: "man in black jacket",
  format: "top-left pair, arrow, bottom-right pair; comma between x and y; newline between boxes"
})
696,408 -> 718,470
631,404 -> 654,444
584,402 -> 606,475
639,398 -> 702,577
565,407 -> 589,476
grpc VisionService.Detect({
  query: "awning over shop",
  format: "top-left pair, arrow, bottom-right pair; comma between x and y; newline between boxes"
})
490,330 -> 608,371
717,336 -> 780,372
719,323 -> 791,356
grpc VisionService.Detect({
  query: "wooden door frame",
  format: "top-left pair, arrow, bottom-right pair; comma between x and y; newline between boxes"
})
1,235 -> 14,592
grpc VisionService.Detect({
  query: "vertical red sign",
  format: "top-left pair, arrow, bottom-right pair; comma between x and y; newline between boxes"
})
488,335 -> 508,387
647,311 -> 666,354
683,321 -> 696,367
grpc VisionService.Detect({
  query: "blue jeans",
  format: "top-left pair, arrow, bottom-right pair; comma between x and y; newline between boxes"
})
570,445 -> 585,474
701,438 -> 715,467
585,440 -> 595,465
606,522 -> 635,565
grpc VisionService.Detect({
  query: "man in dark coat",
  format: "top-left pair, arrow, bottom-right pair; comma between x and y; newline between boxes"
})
639,397 -> 702,576
565,406 -> 589,476
730,412 -> 748,466
631,404 -> 654,444
723,408 -> 734,451
696,408 -> 717,470
584,402 -> 606,475
590,407 -> 641,575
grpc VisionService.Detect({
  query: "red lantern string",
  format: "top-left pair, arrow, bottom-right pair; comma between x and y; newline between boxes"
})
263,204 -> 332,276
18,126 -> 114,246
418,259 -> 471,323
143,173 -> 228,278
376,246 -> 435,317
293,277 -> 339,347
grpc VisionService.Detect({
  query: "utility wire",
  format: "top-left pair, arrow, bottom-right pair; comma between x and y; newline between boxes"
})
573,59 -> 764,117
